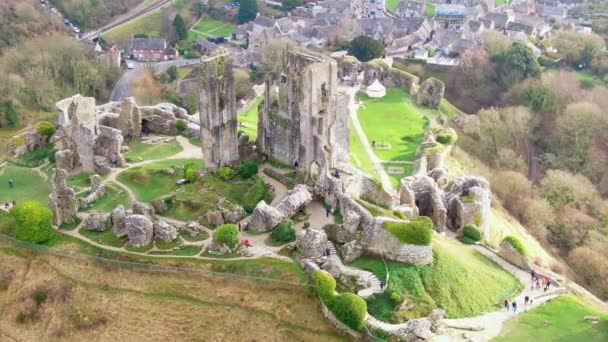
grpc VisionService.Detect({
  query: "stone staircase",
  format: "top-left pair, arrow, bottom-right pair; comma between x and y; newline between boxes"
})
325,242 -> 384,298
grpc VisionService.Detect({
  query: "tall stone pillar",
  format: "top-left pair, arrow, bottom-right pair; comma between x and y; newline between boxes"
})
199,50 -> 238,169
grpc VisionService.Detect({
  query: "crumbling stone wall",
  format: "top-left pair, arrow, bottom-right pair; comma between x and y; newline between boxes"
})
48,168 -> 79,226
199,50 -> 239,168
416,78 -> 445,109
258,48 -> 350,177
362,59 -> 420,94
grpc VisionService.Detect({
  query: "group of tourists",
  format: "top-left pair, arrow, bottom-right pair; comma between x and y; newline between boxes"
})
2,179 -> 15,211
530,269 -> 552,293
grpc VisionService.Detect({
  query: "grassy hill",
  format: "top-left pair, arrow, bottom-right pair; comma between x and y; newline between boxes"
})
495,295 -> 608,341
352,235 -> 522,322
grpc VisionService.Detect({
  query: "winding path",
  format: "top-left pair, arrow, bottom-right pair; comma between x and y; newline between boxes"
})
341,86 -> 396,193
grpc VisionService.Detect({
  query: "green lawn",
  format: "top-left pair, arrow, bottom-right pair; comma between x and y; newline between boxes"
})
79,228 -> 128,248
103,11 -> 163,45
425,3 -> 437,17
0,165 -> 51,205
352,236 -> 521,322
495,0 -> 513,6
117,159 -> 205,202
67,172 -> 94,189
79,182 -> 133,212
386,0 -> 400,12
124,139 -> 183,162
494,296 -> 608,341
357,88 -> 430,162
349,120 -> 379,180
189,18 -> 237,39
385,162 -> 413,189
238,96 -> 263,141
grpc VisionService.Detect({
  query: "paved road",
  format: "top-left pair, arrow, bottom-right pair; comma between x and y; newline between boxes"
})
110,59 -> 200,102
80,0 -> 172,41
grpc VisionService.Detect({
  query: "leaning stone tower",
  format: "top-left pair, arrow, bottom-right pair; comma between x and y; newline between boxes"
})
199,50 -> 239,168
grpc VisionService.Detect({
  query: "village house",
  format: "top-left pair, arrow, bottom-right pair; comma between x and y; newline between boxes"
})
127,38 -> 177,61
194,37 -> 219,55
434,5 -> 476,29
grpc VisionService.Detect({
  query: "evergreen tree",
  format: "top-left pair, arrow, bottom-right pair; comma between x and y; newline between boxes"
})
238,0 -> 258,24
173,14 -> 188,41
348,35 -> 385,62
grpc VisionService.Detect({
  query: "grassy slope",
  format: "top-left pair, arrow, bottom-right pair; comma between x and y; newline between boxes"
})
238,96 -> 263,141
117,159 -> 204,202
386,0 -> 400,12
124,139 -> 183,162
352,235 -> 521,322
425,3 -> 437,17
0,241 -> 344,341
189,18 -> 236,39
357,88 -> 430,162
494,295 -> 608,342
0,164 -> 51,205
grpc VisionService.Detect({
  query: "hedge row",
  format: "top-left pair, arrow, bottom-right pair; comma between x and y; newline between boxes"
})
382,216 -> 433,246
502,236 -> 527,256
314,270 -> 367,331
462,224 -> 482,242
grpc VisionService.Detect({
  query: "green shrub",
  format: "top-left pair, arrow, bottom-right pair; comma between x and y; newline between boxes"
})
462,224 -> 482,242
10,201 -> 54,243
502,236 -> 527,256
393,210 -> 407,220
537,55 -> 559,68
242,179 -> 266,212
389,291 -> 403,304
36,121 -> 55,138
217,166 -> 235,181
32,288 -> 47,305
16,312 -> 28,323
271,219 -> 295,243
175,119 -> 187,133
328,293 -> 368,331
315,270 -> 336,300
214,224 -> 239,249
238,160 -> 258,179
184,163 -> 198,183
381,217 -> 433,246
436,132 -> 457,145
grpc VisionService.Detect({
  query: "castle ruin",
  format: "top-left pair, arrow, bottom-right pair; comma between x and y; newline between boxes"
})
199,50 -> 239,168
257,48 -> 350,178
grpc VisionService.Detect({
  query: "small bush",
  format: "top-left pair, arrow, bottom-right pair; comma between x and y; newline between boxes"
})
328,293 -> 368,331
217,166 -> 235,181
242,179 -> 266,212
502,236 -> 527,256
175,119 -> 187,133
381,217 -> 433,246
436,132 -> 457,145
184,163 -> 198,183
16,312 -> 28,323
315,270 -> 336,300
462,224 -> 482,242
389,291 -> 403,304
214,224 -> 239,249
271,219 -> 296,243
36,121 -> 55,138
32,288 -> 48,305
537,55 -> 559,68
10,201 -> 54,243
238,160 -> 258,179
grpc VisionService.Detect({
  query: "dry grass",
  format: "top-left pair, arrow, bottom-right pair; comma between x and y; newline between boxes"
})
0,245 -> 344,341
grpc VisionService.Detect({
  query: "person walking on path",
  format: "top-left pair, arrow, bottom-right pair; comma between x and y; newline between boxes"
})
325,248 -> 331,257
530,269 -> 536,281
380,281 -> 385,291
8,178 -> 13,188
504,299 -> 510,311
294,161 -> 299,173
512,301 -> 517,314
524,296 -> 529,306
244,239 -> 251,248
536,278 -> 541,289
545,279 -> 551,292
325,206 -> 331,217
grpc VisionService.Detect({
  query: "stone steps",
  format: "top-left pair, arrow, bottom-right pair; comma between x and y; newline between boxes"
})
325,241 -> 384,298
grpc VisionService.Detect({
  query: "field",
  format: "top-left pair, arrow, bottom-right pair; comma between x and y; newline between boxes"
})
238,96 -> 263,140
0,240 -> 344,341
124,139 -> 183,162
495,295 -> 608,341
117,159 -> 205,202
349,121 -> 379,180
188,18 -> 237,40
0,164 -> 51,205
425,3 -> 436,17
386,0 -> 400,12
352,235 -> 522,322
357,88 -> 430,162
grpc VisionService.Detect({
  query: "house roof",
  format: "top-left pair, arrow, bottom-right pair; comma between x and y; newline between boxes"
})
482,12 -> 509,29
253,15 -> 275,28
506,21 -> 534,35
194,37 -> 219,51
436,5 -> 468,16
467,20 -> 482,32
129,38 -> 166,51
539,5 -> 567,16
395,0 -> 424,12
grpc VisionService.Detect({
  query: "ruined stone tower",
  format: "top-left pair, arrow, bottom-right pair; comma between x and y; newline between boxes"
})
257,48 -> 349,177
199,50 -> 239,168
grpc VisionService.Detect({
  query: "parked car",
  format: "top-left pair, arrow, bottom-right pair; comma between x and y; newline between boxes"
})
127,62 -> 135,70
73,27 -> 80,33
